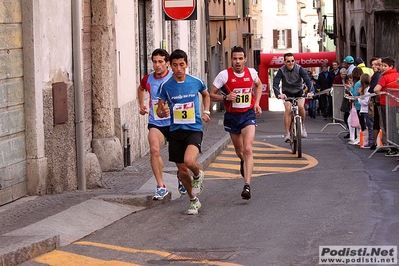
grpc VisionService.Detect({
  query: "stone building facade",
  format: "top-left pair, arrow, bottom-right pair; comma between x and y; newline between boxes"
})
333,0 -> 399,64
207,0 -> 255,112
0,0 -> 207,205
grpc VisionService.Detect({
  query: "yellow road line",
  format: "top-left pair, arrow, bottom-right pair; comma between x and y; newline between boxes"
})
203,171 -> 244,179
223,147 -> 287,152
213,158 -> 310,164
218,153 -> 306,158
204,172 -> 275,180
227,141 -> 291,149
205,142 -> 318,179
204,165 -> 310,175
34,250 -> 138,266
75,242 -> 242,266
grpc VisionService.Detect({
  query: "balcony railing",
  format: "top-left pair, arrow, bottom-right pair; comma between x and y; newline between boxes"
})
322,15 -> 335,39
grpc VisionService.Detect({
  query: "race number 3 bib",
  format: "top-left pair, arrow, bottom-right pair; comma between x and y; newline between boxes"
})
232,88 -> 252,108
152,100 -> 169,120
173,102 -> 195,124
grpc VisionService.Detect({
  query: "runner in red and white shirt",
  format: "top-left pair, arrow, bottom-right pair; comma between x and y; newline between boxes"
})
210,46 -> 262,200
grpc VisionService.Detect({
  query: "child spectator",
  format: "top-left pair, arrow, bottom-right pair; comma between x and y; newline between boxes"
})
357,74 -> 373,148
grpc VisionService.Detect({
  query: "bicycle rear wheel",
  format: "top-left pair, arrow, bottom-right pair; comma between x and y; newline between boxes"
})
290,119 -> 296,154
295,116 -> 302,158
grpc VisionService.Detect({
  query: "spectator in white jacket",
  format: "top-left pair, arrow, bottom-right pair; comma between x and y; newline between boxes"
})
357,73 -> 373,148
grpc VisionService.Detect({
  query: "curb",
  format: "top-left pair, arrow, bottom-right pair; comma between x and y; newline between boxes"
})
0,235 -> 59,266
0,194 -> 169,266
198,133 -> 231,169
95,192 -> 172,209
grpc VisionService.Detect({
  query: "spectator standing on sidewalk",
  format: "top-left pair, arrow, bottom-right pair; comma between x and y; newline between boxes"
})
333,68 -> 347,85
347,67 -> 365,145
272,52 -> 314,143
316,63 -> 335,120
329,60 -> 341,77
373,57 -> 399,156
138,48 -> 186,200
354,57 -> 374,76
334,68 -> 350,135
210,46 -> 262,200
357,74 -> 373,148
343,56 -> 356,75
368,57 -> 382,150
306,75 -> 317,119
157,49 -> 210,215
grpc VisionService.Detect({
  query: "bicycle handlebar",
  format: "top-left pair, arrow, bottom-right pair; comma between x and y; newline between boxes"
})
284,95 -> 308,101
284,88 -> 332,101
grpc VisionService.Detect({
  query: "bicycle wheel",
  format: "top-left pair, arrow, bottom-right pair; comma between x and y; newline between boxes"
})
290,118 -> 296,154
295,116 -> 302,158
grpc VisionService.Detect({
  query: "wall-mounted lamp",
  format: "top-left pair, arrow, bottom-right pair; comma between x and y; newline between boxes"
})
217,41 -> 221,45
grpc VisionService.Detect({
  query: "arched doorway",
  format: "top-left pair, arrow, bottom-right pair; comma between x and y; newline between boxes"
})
359,27 -> 367,63
350,26 -> 356,58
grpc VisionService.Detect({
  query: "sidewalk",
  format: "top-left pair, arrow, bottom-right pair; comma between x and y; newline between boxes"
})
0,111 -> 230,266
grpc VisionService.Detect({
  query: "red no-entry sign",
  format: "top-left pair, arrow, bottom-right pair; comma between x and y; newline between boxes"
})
163,0 -> 196,20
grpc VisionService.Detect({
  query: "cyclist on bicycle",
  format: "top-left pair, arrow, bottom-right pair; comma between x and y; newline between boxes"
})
272,52 -> 314,143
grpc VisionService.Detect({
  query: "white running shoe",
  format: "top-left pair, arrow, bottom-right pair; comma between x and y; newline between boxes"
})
284,133 -> 291,143
348,139 -> 360,145
192,170 -> 204,196
187,198 -> 202,215
302,126 -> 307,138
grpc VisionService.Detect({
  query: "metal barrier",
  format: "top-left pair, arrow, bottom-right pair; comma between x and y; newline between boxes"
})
385,88 -> 399,146
385,88 -> 399,171
321,84 -> 348,135
361,90 -> 399,171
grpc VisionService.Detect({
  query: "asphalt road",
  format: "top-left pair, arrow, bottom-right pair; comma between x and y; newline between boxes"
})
20,111 -> 399,266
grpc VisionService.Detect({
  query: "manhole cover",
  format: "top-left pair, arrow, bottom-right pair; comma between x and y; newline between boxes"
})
165,251 -> 236,261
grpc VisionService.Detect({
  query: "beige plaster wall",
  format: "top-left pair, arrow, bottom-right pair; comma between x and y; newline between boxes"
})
22,0 -> 79,194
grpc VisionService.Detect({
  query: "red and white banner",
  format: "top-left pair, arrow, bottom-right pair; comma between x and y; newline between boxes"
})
258,52 -> 336,110
258,52 -> 336,85
260,52 -> 336,68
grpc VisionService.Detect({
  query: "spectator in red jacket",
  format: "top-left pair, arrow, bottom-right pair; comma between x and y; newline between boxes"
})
374,57 -> 399,156
333,68 -> 347,85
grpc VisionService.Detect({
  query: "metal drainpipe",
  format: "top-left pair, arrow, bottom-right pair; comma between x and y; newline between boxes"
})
205,0 -> 212,87
122,123 -> 130,167
72,0 -> 86,191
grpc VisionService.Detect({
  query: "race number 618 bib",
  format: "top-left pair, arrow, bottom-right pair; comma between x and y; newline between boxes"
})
152,100 -> 169,120
173,102 -> 195,124
232,88 -> 252,108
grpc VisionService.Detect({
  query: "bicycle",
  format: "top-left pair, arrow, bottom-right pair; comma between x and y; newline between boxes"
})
285,96 -> 307,158
285,89 -> 331,158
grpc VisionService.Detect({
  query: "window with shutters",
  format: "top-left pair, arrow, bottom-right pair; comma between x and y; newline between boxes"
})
243,0 -> 250,17
277,0 -> 286,14
273,29 -> 292,49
